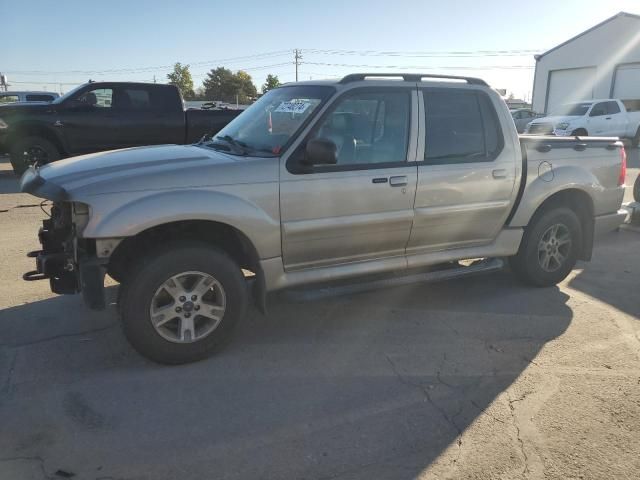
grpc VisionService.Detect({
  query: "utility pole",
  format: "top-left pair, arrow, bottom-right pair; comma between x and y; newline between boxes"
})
294,49 -> 302,82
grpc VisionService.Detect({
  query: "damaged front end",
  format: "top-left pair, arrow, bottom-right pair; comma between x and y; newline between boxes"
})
21,168 -> 106,310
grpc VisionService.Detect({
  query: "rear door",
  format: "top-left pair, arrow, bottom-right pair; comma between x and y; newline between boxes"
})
280,87 -> 419,271
407,87 -> 517,259
114,85 -> 184,147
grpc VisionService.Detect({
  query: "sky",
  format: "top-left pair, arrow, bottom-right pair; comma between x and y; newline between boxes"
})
3,0 -> 640,100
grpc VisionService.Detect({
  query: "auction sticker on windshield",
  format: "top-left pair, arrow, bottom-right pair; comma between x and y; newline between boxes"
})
274,100 -> 311,114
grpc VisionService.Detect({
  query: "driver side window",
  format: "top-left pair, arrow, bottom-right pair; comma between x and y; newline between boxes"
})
76,88 -> 113,108
590,102 -> 607,117
309,90 -> 410,166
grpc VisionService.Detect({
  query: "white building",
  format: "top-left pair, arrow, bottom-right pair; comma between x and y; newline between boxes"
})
532,12 -> 640,114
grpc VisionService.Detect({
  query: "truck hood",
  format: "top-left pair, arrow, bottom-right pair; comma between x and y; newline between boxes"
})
529,115 -> 581,126
20,144 -> 271,201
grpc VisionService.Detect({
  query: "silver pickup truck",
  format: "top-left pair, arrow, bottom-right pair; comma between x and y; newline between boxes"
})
20,73 -> 628,364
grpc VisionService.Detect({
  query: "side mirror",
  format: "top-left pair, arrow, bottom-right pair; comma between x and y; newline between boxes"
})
304,138 -> 337,166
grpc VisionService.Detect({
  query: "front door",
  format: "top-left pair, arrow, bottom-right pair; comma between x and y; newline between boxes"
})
280,88 -> 418,271
407,87 -> 518,257
587,102 -> 610,135
57,86 -> 121,154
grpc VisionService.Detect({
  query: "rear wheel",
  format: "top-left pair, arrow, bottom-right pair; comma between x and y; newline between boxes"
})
118,242 -> 248,364
571,128 -> 588,137
9,136 -> 60,175
634,174 -> 640,203
509,207 -> 582,287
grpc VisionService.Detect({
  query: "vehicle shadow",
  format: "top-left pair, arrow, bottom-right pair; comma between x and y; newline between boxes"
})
568,230 -> 640,320
0,272 -> 572,479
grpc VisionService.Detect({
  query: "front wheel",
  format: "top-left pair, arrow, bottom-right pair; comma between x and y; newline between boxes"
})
509,207 -> 582,287
10,136 -> 60,175
118,242 -> 248,364
634,174 -> 640,203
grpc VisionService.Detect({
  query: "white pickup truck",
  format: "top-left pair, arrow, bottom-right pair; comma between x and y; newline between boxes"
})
526,99 -> 640,146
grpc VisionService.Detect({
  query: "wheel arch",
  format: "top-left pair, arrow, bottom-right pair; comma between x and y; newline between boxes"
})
108,219 -> 267,312
7,122 -> 66,155
519,188 -> 595,261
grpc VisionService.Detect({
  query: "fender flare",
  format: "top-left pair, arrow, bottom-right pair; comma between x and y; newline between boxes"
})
508,165 -> 598,228
82,189 -> 281,259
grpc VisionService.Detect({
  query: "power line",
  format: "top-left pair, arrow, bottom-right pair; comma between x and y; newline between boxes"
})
303,61 -> 534,70
4,50 -> 291,76
304,48 -> 543,58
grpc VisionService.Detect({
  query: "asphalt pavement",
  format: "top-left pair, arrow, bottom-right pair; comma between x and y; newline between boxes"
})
0,152 -> 639,480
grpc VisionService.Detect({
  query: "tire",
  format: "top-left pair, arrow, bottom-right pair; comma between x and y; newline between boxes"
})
571,128 -> 588,137
509,207 -> 582,287
632,127 -> 640,148
634,174 -> 640,203
118,241 -> 248,364
9,136 -> 60,175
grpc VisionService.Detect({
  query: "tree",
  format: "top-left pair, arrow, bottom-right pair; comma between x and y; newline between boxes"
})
167,63 -> 195,100
202,67 -> 258,104
262,74 -> 281,93
234,70 -> 258,103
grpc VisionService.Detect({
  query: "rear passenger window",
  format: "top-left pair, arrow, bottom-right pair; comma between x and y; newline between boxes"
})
119,88 -> 152,111
606,101 -> 621,114
423,90 -> 502,164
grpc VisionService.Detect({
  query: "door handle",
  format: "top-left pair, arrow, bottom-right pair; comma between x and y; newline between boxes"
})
389,176 -> 408,186
492,169 -> 507,179
372,177 -> 388,184
605,117 -> 612,120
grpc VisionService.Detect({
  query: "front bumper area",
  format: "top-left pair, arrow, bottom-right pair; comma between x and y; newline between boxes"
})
24,205 -> 106,310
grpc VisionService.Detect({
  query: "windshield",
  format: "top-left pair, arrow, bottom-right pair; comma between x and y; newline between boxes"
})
203,85 -> 335,156
52,84 -> 87,104
550,102 -> 592,116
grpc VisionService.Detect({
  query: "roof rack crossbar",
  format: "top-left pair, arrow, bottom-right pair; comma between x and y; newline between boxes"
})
339,73 -> 488,86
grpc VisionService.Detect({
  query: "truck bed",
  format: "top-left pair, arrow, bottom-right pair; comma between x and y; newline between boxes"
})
185,109 -> 242,144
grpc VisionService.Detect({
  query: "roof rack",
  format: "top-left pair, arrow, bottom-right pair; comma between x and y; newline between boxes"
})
339,73 -> 488,86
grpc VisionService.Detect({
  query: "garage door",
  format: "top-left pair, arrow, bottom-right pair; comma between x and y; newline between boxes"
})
612,63 -> 640,102
546,67 -> 596,113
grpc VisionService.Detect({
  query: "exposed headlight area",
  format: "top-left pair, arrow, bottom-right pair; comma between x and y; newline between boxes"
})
72,202 -> 91,234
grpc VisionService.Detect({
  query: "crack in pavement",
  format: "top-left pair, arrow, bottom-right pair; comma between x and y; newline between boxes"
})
0,324 -> 117,349
507,391 -> 532,478
385,355 -> 464,467
1,350 -> 18,395
0,455 -> 53,479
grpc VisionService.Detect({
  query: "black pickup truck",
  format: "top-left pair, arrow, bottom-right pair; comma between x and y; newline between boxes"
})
0,82 -> 242,174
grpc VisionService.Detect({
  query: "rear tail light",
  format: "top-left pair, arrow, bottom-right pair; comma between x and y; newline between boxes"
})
618,147 -> 627,186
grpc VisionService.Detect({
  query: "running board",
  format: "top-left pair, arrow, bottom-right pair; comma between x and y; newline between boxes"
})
284,258 -> 504,302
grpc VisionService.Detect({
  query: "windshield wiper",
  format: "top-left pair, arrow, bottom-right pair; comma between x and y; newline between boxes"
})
215,135 -> 249,155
